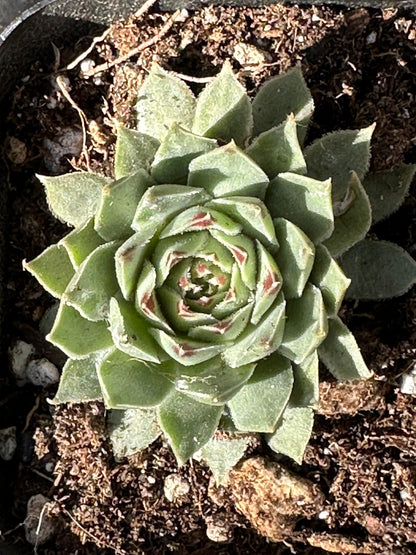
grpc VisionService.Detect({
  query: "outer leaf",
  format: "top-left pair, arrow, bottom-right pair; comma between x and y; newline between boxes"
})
94,170 -> 154,241
274,218 -> 315,300
173,356 -> 255,405
252,67 -> 314,143
340,240 -> 416,300
304,125 -> 374,200
136,64 -> 195,142
188,142 -> 269,199
199,435 -> 250,484
151,123 -> 217,184
267,406 -> 314,464
114,126 -> 159,179
158,390 -> 223,464
228,353 -> 293,432
246,116 -> 306,178
23,244 -> 74,298
318,316 -> 372,380
132,185 -> 211,235
50,354 -> 103,404
65,241 -> 121,321
268,173 -> 333,244
223,293 -> 286,367
309,244 -> 351,317
60,218 -> 104,268
323,172 -> 371,258
97,348 -> 174,408
291,351 -> 319,409
108,408 -> 161,458
363,164 -> 416,224
38,172 -> 110,227
47,302 -> 113,358
108,296 -> 162,363
279,284 -> 327,364
193,61 -> 252,147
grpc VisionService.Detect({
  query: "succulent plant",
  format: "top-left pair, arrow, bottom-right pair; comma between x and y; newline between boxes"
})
25,62 -> 416,476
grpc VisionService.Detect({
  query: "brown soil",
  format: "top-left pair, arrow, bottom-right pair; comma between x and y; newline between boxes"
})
2,3 -> 416,554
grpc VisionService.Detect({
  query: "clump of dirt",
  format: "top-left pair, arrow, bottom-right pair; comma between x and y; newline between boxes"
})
2,3 -> 416,554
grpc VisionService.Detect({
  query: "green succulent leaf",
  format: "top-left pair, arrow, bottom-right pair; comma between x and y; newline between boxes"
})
60,218 -> 104,268
228,353 -> 293,433
274,217 -> 315,300
304,124 -> 374,200
159,205 -> 242,239
267,406 -> 314,464
318,316 -> 372,380
173,356 -> 255,405
95,170 -> 154,241
363,164 -> 416,224
246,116 -> 306,178
150,328 -> 224,366
252,68 -> 313,143
268,173 -> 333,243
223,293 -> 286,367
291,351 -> 319,409
199,435 -> 250,484
251,241 -> 282,325
97,348 -> 174,409
108,408 -> 161,458
158,390 -> 223,464
50,353 -> 103,404
114,126 -> 160,179
135,260 -> 172,333
132,184 -> 211,235
47,302 -> 113,358
279,284 -> 327,364
324,172 -> 371,258
65,241 -> 121,321
38,172 -> 110,227
310,244 -> 351,317
188,142 -> 269,199
193,61 -> 252,147
108,296 -> 163,363
151,124 -> 217,184
340,239 -> 416,300
136,64 -> 195,142
23,243 -> 74,298
115,229 -> 153,300
206,196 -> 278,247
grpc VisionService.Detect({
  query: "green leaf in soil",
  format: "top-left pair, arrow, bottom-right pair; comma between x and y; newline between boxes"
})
108,408 -> 161,458
114,125 -> 159,179
291,350 -> 319,409
38,172 -> 110,227
199,435 -> 250,484
50,353 -> 103,404
267,406 -> 314,464
340,239 -> 416,300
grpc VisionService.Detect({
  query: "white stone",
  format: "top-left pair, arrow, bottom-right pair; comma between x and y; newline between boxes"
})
205,514 -> 233,542
164,473 -> 190,503
0,427 -> 17,461
9,340 -> 35,385
26,358 -> 59,387
43,127 -> 83,173
24,494 -> 56,546
80,58 -> 95,74
400,365 -> 416,395
318,509 -> 330,520
366,32 -> 377,45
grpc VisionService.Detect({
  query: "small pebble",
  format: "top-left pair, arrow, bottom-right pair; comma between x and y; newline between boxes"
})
205,514 -> 234,542
0,427 -> 17,461
80,58 -> 95,74
26,358 -> 59,387
163,473 -> 190,503
400,366 -> 416,395
24,494 -> 56,546
366,31 -> 377,44
9,340 -> 35,385
318,509 -> 330,520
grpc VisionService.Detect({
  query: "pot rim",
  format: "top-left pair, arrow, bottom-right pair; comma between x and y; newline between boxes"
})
0,0 -> 59,44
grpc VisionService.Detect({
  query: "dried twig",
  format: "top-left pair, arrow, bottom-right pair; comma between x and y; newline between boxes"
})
56,76 -> 91,171
84,10 -> 181,77
66,29 -> 111,71
133,0 -> 157,19
170,71 -> 214,84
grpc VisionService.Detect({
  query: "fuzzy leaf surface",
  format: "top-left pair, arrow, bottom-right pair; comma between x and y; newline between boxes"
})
228,353 -> 293,432
200,435 -> 250,484
108,408 -> 161,458
60,218 -> 104,268
38,173 -> 110,227
158,390 -> 223,464
340,240 -> 416,300
363,164 -> 416,224
193,61 -> 252,147
318,316 -> 372,380
267,406 -> 314,464
304,125 -> 374,200
136,64 -> 195,142
268,173 -> 333,243
114,126 -> 159,179
252,67 -> 313,143
50,354 -> 103,404
291,351 -> 319,409
24,244 -> 74,299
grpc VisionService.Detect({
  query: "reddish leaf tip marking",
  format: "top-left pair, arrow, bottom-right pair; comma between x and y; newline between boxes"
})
173,343 -> 197,358
191,212 -> 215,228
263,271 -> 281,296
230,245 -> 248,265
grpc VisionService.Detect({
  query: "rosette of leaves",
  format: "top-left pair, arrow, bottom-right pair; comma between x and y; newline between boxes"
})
25,63 -> 416,478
